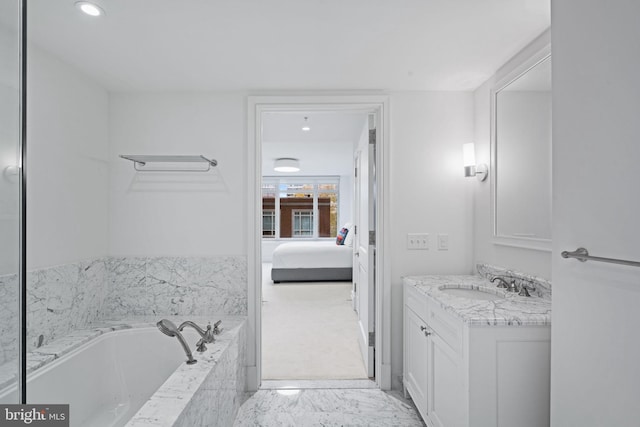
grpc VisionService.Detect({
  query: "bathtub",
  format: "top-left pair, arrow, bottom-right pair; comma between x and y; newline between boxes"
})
0,317 -> 247,427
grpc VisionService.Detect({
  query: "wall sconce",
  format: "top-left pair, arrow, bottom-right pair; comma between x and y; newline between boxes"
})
301,116 -> 311,132
274,158 -> 300,173
463,143 -> 488,182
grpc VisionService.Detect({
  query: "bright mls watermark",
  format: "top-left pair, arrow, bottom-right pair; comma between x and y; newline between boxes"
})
0,405 -> 68,426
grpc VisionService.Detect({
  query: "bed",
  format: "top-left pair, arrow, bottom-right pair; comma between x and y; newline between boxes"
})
271,240 -> 353,283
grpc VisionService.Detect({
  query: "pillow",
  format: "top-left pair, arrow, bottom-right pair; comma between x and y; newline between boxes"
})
336,227 -> 349,245
342,222 -> 355,247
344,227 -> 354,247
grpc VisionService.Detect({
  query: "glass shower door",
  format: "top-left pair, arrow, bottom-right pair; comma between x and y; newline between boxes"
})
0,0 -> 23,404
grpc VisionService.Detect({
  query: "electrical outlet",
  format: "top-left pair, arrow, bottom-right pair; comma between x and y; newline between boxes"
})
437,234 -> 449,251
408,233 -> 429,250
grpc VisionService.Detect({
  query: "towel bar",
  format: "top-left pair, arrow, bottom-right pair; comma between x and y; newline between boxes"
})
561,247 -> 640,268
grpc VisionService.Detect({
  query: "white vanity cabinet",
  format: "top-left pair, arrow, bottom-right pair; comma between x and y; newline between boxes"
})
403,280 -> 551,427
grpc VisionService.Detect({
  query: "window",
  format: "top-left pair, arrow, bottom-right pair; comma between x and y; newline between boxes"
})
292,210 -> 314,236
262,177 -> 340,239
262,210 -> 275,237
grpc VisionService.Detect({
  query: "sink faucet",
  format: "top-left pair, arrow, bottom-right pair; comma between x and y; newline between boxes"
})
178,321 -> 217,352
156,319 -> 197,365
490,276 -> 512,289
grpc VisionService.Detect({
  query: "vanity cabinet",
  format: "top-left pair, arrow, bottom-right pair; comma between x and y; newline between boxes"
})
403,281 -> 551,427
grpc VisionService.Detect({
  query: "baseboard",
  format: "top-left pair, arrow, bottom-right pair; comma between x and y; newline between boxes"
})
246,366 -> 259,392
378,363 -> 392,390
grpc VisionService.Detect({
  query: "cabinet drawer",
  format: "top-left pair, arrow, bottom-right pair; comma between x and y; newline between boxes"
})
405,284 -> 429,320
427,303 -> 463,354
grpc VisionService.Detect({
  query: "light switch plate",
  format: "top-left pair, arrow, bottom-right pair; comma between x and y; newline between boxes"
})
408,233 -> 429,250
437,234 -> 449,251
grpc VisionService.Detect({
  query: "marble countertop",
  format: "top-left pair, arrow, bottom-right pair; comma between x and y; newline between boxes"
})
403,275 -> 552,327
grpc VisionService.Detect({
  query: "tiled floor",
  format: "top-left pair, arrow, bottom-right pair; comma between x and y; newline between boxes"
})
233,381 -> 426,426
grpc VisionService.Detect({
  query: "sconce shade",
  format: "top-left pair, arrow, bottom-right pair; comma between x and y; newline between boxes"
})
462,143 -> 488,181
463,143 -> 475,167
274,158 -> 300,172
463,143 -> 476,177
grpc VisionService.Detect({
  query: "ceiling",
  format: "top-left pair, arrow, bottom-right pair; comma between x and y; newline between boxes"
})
22,0 -> 550,92
13,0 -> 550,178
261,111 -> 367,177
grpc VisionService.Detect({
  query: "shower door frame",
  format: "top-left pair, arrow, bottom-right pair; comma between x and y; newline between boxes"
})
246,95 -> 391,391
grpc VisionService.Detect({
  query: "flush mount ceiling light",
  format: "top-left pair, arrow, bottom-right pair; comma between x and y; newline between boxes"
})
274,158 -> 300,173
75,1 -> 105,17
301,116 -> 311,132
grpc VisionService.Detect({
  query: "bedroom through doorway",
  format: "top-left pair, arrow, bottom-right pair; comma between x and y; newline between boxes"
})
260,109 -> 375,381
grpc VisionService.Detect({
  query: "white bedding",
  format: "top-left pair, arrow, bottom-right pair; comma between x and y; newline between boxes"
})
272,241 -> 353,269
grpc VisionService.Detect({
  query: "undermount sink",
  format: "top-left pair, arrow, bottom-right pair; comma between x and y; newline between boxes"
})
439,287 -> 505,301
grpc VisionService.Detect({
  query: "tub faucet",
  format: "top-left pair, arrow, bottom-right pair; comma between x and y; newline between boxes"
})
156,319 -> 197,365
179,321 -> 216,352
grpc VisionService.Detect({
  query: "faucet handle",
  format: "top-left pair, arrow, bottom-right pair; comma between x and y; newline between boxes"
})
212,320 -> 222,335
518,286 -> 531,297
201,323 -> 216,344
196,338 -> 207,353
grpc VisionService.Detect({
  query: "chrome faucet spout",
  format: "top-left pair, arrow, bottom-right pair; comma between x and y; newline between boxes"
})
179,321 -> 215,344
490,276 -> 511,289
156,319 -> 197,365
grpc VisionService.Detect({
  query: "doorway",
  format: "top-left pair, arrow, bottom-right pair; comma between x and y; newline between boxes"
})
246,95 -> 391,391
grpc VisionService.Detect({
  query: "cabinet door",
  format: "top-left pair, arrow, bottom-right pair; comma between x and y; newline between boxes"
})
428,333 -> 465,427
405,308 -> 429,419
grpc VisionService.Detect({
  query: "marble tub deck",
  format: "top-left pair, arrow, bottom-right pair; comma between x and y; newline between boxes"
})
0,316 -> 244,397
234,383 -> 426,427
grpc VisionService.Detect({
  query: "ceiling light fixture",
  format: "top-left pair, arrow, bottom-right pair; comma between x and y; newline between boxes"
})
301,116 -> 311,132
75,1 -> 105,17
274,158 -> 300,173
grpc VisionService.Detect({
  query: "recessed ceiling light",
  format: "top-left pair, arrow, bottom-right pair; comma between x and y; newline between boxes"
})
301,116 -> 311,132
75,1 -> 105,17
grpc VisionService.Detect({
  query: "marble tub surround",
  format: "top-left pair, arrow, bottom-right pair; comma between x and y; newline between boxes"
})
126,316 -> 247,427
404,275 -> 551,326
0,316 -> 247,426
0,257 -> 110,367
0,272 -> 18,366
105,256 -> 248,317
233,388 -> 425,426
0,255 -> 247,369
476,263 -> 552,300
27,258 -> 109,351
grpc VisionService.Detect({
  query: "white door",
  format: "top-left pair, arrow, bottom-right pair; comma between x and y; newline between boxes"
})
354,119 -> 376,377
551,3 -> 640,425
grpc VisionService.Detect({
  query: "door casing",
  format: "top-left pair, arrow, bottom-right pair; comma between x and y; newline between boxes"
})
246,94 -> 391,391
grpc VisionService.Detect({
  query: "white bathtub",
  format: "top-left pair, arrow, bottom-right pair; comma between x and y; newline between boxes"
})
0,318 -> 247,427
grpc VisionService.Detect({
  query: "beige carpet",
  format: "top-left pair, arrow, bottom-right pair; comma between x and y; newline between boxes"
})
261,263 -> 368,380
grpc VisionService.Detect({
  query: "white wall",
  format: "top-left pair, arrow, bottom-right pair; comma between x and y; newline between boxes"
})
473,31 -> 552,280
27,44 -> 109,269
551,1 -> 640,425
0,21 -> 20,276
110,91 -> 474,390
389,91 -> 475,388
108,92 -> 246,257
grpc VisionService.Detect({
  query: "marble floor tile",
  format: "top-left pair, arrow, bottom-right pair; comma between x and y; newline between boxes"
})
261,379 -> 377,390
233,388 -> 425,427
